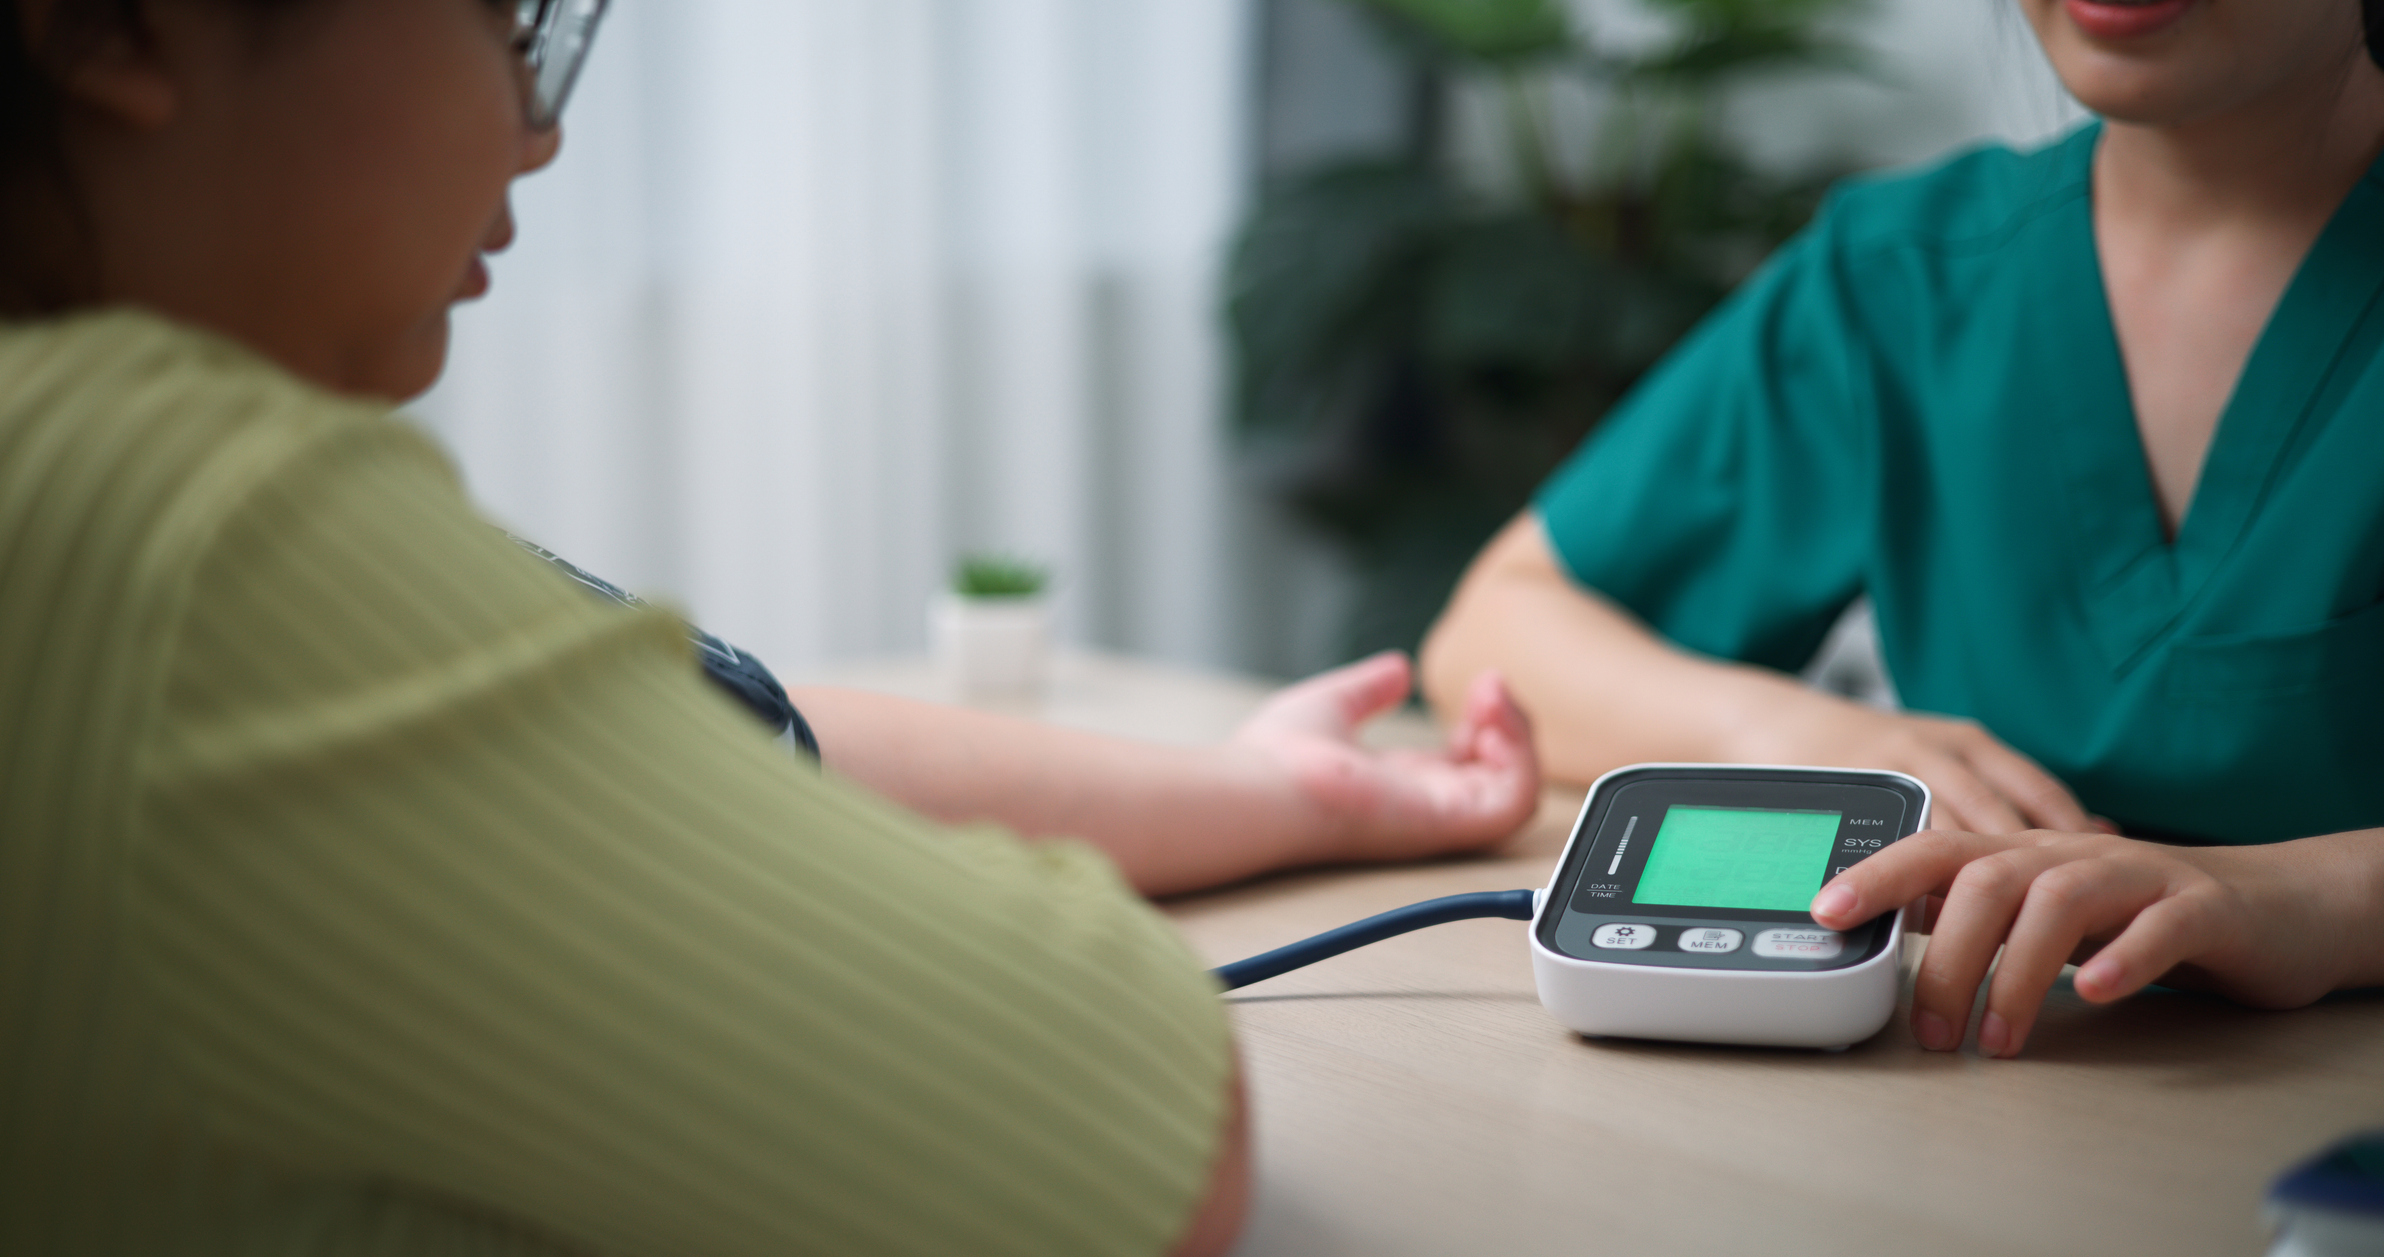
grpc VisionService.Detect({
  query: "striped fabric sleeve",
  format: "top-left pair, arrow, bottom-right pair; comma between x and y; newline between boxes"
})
133,412 -> 1231,1257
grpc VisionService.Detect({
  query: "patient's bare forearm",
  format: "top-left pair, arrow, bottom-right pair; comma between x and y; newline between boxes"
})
791,653 -> 1540,898
1419,513 -> 1804,784
787,686 -> 1323,897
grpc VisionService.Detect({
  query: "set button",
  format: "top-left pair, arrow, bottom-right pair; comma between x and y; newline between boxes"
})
1678,927 -> 1744,954
1753,927 -> 1845,960
1590,922 -> 1658,951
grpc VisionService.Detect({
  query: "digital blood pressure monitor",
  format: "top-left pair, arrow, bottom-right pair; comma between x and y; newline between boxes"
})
1530,764 -> 1930,1048
1210,763 -> 1930,1050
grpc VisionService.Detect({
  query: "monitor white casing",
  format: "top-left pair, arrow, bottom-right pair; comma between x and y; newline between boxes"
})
1529,764 -> 1930,1050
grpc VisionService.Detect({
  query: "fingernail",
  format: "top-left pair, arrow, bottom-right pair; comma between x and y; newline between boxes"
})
1979,1011 -> 2011,1057
1811,883 -> 1857,921
1914,1010 -> 1955,1051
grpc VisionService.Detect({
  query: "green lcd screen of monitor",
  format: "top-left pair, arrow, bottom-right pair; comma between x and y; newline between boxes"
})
1631,805 -> 1844,913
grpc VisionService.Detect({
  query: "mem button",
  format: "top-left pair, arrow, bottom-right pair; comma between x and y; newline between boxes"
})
1591,923 -> 1659,951
1678,927 -> 1743,954
1754,927 -> 1844,960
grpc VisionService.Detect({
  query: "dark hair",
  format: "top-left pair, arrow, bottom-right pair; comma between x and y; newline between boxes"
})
2369,0 -> 2384,70
0,0 -> 312,317
0,0 -> 103,314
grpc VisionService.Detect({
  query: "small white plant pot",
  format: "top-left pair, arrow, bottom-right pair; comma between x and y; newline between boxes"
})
932,592 -> 1049,703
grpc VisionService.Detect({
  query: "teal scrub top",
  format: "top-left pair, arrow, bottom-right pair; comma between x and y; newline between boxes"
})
1535,123 -> 2384,845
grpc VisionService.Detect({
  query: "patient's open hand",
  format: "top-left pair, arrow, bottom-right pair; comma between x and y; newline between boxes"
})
1228,653 -> 1540,866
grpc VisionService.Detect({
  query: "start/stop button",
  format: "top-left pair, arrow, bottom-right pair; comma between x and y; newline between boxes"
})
1753,927 -> 1844,960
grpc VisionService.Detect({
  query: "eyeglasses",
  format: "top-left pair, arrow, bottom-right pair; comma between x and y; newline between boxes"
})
510,0 -> 610,129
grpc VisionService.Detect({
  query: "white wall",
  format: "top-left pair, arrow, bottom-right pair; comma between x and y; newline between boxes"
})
417,0 -> 1254,679
416,0 -> 2083,683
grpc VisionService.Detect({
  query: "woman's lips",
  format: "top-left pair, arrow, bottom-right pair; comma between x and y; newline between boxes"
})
2064,0 -> 2193,40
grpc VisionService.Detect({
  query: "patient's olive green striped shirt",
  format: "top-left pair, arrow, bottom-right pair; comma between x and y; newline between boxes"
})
0,312 -> 1229,1256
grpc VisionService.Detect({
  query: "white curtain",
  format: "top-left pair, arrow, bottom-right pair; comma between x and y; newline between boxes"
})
417,0 -> 1257,679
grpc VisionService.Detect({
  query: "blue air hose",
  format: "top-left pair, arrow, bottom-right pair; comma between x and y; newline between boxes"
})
1212,889 -> 1538,991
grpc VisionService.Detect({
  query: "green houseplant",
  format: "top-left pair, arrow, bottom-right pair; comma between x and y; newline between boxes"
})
1231,0 -> 1870,660
951,554 -> 1050,600
934,553 -> 1052,704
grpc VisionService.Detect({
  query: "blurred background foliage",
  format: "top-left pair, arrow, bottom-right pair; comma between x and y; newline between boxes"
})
1230,0 -> 1872,662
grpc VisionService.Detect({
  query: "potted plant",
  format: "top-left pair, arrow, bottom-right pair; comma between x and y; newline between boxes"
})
932,554 -> 1052,703
1231,0 -> 1870,660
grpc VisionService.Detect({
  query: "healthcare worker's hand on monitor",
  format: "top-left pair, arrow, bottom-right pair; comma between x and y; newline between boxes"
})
1808,827 -> 2384,1058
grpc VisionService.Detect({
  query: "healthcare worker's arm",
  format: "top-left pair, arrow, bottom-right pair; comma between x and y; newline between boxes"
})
1422,514 -> 2093,836
1811,826 -> 2384,1059
791,655 -> 1540,899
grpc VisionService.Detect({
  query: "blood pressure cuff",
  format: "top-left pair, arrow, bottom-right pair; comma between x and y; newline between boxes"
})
509,535 -> 821,761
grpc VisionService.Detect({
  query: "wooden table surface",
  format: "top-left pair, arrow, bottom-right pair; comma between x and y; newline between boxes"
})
808,652 -> 2384,1257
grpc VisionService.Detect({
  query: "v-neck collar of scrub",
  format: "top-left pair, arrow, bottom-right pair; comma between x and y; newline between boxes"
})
2051,121 -> 2384,673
